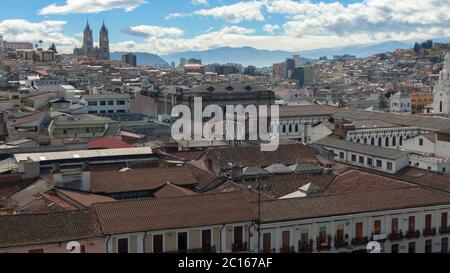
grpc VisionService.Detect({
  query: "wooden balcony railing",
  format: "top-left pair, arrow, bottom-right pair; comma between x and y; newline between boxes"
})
423,228 -> 437,237
351,237 -> 369,246
388,231 -> 404,241
405,230 -> 421,239
279,246 -> 296,253
232,242 -> 248,253
440,226 -> 450,234
298,240 -> 314,253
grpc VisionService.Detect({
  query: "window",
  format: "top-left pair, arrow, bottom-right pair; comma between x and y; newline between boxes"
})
441,238 -> 448,253
153,235 -> 163,253
355,222 -> 363,239
88,101 -> 97,106
117,100 -> 126,105
408,242 -> 416,253
108,110 -> 114,113
336,225 -> 345,241
118,238 -> 128,253
339,152 -> 345,159
425,240 -> 432,253
419,139 -> 424,146
117,110 -> 126,113
282,231 -> 290,250
442,212 -> 448,229
108,101 -> 114,105
367,158 -> 373,166
373,220 -> 381,235
408,216 -> 415,233
177,232 -> 188,252
100,101 -> 106,106
351,154 -> 357,162
387,162 -> 393,171
80,245 -> 86,253
88,111 -> 98,114
202,229 -> 212,251
376,160 -> 382,168
425,214 -> 432,232
300,232 -> 309,249
359,156 -> 365,164
391,244 -> 399,254
100,110 -> 106,113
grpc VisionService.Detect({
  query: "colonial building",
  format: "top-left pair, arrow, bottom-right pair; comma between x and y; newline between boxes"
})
74,22 -> 110,60
432,52 -> 450,114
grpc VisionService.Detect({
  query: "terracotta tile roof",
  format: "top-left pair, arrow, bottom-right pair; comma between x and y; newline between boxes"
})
326,169 -> 414,194
152,182 -> 195,198
87,137 -> 132,150
0,209 -> 103,249
93,191 -> 256,235
90,167 -> 201,194
205,144 -> 319,170
0,176 -> 35,201
13,112 -> 45,126
260,186 -> 450,223
56,189 -> 116,207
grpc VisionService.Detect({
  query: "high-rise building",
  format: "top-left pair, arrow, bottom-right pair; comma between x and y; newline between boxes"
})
285,58 -> 296,79
74,21 -> 110,60
244,65 -> 257,76
122,53 -> 137,67
292,66 -> 317,88
293,55 -> 301,67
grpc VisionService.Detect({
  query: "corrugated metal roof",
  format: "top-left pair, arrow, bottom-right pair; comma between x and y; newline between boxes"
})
315,137 -> 409,160
14,147 -> 153,163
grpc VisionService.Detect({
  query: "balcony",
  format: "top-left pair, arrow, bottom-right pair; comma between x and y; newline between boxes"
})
405,230 -> 421,239
298,240 -> 314,253
351,237 -> 369,246
316,236 -> 332,252
232,242 -> 248,253
279,246 -> 296,253
423,228 -> 437,237
334,239 -> 348,249
388,231 -> 404,241
440,226 -> 450,234
187,246 -> 217,253
262,248 -> 276,254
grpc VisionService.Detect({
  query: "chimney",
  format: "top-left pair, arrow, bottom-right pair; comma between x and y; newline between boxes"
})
231,163 -> 244,182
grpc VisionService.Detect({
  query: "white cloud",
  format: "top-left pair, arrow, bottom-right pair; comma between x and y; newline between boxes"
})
39,0 -> 147,15
191,0 -> 208,5
194,1 -> 265,23
0,19 -> 79,52
123,25 -> 184,38
263,24 -> 280,34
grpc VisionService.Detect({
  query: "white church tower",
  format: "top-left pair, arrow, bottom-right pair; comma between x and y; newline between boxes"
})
433,52 -> 450,114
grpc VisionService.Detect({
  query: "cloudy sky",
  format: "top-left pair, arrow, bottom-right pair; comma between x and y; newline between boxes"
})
1,0 -> 450,55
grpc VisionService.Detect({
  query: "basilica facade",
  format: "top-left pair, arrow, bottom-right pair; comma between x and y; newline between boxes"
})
74,21 -> 110,60
433,52 -> 450,114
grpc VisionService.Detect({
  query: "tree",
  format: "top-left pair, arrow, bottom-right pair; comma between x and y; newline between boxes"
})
413,42 -> 422,54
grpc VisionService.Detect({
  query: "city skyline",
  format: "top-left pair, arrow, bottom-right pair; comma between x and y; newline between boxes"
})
1,0 -> 450,55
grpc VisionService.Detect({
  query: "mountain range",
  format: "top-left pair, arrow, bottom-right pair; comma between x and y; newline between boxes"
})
112,37 -> 450,68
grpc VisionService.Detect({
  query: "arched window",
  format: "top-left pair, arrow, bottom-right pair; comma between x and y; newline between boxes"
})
282,125 -> 286,133
295,124 -> 299,132
371,138 -> 375,146
289,124 -> 293,133
392,136 -> 397,146
440,101 -> 443,112
363,138 -> 368,144
356,138 -> 360,143
385,137 -> 389,147
400,136 -> 403,146
378,137 -> 382,147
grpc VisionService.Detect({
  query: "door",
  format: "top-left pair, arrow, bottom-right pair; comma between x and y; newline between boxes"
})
202,229 -> 212,251
355,222 -> 363,239
153,235 -> 163,253
118,238 -> 128,253
178,232 -> 188,253
282,231 -> 290,251
263,233 -> 271,253
234,226 -> 243,245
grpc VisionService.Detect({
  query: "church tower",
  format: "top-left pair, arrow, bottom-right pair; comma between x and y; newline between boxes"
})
433,52 -> 450,114
83,21 -> 94,55
99,21 -> 110,60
